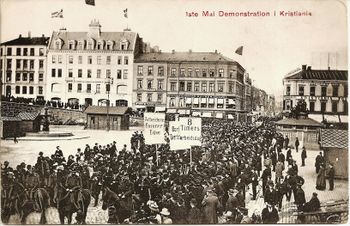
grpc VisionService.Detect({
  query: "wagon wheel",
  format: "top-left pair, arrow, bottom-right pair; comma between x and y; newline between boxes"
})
326,214 -> 341,223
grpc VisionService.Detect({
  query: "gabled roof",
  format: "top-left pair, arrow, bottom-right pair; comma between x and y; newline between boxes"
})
275,117 -> 322,127
320,129 -> 348,149
84,106 -> 130,115
17,111 -> 40,121
49,31 -> 137,51
1,37 -> 49,46
135,52 -> 237,63
285,69 -> 348,81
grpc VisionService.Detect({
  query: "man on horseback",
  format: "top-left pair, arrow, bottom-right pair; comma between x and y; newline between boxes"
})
24,165 -> 41,211
65,171 -> 83,210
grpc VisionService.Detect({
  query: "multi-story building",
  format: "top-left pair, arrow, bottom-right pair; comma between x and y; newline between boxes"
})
133,50 -> 246,120
0,34 -> 49,100
46,20 -> 143,107
244,73 -> 252,113
283,64 -> 348,115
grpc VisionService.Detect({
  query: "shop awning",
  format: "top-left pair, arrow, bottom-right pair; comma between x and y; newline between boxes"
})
178,109 -> 187,115
193,98 -> 199,104
135,105 -> 146,109
227,114 -> 234,119
217,99 -> 224,104
201,98 -> 207,104
228,99 -> 236,105
324,115 -> 341,123
340,115 -> 348,123
202,112 -> 212,118
155,106 -> 166,112
186,98 -> 192,104
167,109 -> 177,113
192,112 -> 201,117
208,98 -> 214,104
216,113 -> 223,118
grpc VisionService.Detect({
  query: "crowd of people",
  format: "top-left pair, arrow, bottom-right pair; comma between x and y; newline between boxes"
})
1,118 -> 332,224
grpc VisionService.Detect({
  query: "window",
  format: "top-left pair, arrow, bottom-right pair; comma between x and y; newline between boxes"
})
118,56 -> 122,65
58,55 -> 62,64
39,60 -> 44,69
117,70 -> 122,79
157,80 -> 163,90
229,83 -> 234,93
332,101 -> 338,112
309,102 -> 315,112
188,68 -> 192,77
58,69 -> 62,77
209,69 -> 215,77
52,55 -> 56,63
15,86 -> 20,94
38,86 -> 43,94
87,69 -> 92,78
218,69 -> 224,77
170,98 -> 175,107
16,60 -> 21,69
16,48 -> 21,56
321,101 -> 326,112
39,73 -> 44,82
96,84 -> 101,93
137,79 -> 143,89
69,56 -> 73,64
22,86 -> 27,94
7,47 -> 12,56
321,86 -> 327,96
195,69 -> 200,77
201,82 -> 207,92
333,85 -> 338,97
68,69 -> 73,77
147,93 -> 152,102
6,72 -> 11,82
194,82 -> 199,91
170,82 -> 176,91
179,81 -> 185,91
137,93 -> 142,102
106,56 -> 111,65
52,69 -> 56,77
78,69 -> 82,78
310,86 -> 315,96
106,69 -> 111,78
209,83 -> 214,92
87,84 -> 91,93
78,56 -> 82,64
171,68 -> 176,77
187,82 -> 192,91
286,86 -> 291,95
124,56 -> 129,65
77,83 -> 82,92
97,69 -> 101,78
39,48 -> 44,56
123,69 -> 128,79
29,86 -> 34,94
68,83 -> 72,92
30,48 -> 34,56
29,73 -> 34,82
23,60 -> 28,69
158,66 -> 164,76
202,69 -> 207,77
16,73 -> 20,81
138,65 -> 143,75
88,56 -> 92,64
78,41 -> 84,50
157,94 -> 162,102
6,59 -> 12,68
298,85 -> 304,96
107,42 -> 113,50
30,60 -> 34,70
148,66 -> 153,75
218,84 -> 223,92
97,56 -> 101,65
180,68 -> 185,77
97,42 -> 103,50
147,80 -> 153,89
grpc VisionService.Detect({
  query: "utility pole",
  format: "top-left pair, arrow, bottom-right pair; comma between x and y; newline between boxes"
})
106,78 -> 111,131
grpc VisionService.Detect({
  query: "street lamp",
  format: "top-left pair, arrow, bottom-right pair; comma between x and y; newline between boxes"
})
106,78 -> 112,131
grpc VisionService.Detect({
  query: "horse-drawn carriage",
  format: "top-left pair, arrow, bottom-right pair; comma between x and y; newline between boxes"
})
294,199 -> 348,224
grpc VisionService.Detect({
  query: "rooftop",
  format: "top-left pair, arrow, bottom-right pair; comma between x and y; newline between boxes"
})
17,111 -> 41,121
275,117 -> 322,127
285,65 -> 347,81
1,36 -> 49,46
320,129 -> 348,149
84,106 -> 131,115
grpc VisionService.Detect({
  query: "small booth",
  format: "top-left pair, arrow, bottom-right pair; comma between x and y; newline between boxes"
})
84,106 -> 130,130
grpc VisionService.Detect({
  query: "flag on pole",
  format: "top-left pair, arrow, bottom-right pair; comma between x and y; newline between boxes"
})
85,0 -> 95,6
51,9 -> 63,18
123,8 -> 128,18
235,46 -> 243,55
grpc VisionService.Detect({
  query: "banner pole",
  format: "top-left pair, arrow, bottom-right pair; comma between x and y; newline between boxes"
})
190,146 -> 192,164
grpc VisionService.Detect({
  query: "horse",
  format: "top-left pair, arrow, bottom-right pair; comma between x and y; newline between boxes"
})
56,185 -> 91,224
101,187 -> 136,224
90,174 -> 103,207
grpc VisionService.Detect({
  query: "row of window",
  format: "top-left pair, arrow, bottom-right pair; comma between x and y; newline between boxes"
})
286,85 -> 348,97
284,100 -> 348,113
51,55 -> 129,65
6,72 -> 44,82
136,93 -> 164,103
168,98 -> 231,109
55,39 -> 129,51
9,85 -> 44,95
67,83 -> 126,94
2,47 -> 45,56
51,68 -> 129,79
4,59 -> 44,70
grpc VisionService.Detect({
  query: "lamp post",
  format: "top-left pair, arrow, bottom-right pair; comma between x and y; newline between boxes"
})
106,78 -> 112,131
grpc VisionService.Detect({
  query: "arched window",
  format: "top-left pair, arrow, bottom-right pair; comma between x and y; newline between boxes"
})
55,39 -> 63,50
106,40 -> 114,50
120,39 -> 129,50
87,38 -> 95,50
97,40 -> 105,50
68,40 -> 76,50
78,40 -> 85,50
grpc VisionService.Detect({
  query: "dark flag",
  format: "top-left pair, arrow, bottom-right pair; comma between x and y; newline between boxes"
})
235,46 -> 243,55
85,0 -> 95,6
123,8 -> 128,18
51,9 -> 63,18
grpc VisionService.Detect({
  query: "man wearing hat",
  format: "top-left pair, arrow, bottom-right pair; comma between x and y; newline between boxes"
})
65,171 -> 83,210
302,192 -> 320,212
160,208 -> 172,224
301,146 -> 307,167
226,189 -> 239,221
261,203 -> 279,223
24,165 -> 41,210
328,163 -> 335,191
201,189 -> 221,224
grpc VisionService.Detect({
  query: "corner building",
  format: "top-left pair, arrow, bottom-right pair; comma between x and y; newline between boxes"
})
46,20 -> 143,107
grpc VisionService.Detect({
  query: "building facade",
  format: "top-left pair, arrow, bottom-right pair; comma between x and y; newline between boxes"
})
133,51 -> 246,119
46,20 -> 143,108
0,34 -> 49,100
283,65 -> 348,115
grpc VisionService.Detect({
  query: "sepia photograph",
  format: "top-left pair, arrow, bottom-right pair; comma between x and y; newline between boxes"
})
0,0 -> 348,224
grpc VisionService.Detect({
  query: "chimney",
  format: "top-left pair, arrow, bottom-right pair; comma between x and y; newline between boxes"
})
172,49 -> 175,54
328,66 -> 331,70
302,65 -> 307,70
215,49 -> 218,53
88,19 -> 101,38
42,34 -> 45,38
189,49 -> 192,53
307,66 -> 311,71
28,31 -> 31,38
19,34 -> 22,38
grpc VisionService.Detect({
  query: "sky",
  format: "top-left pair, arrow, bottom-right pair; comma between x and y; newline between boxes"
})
0,0 -> 348,100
